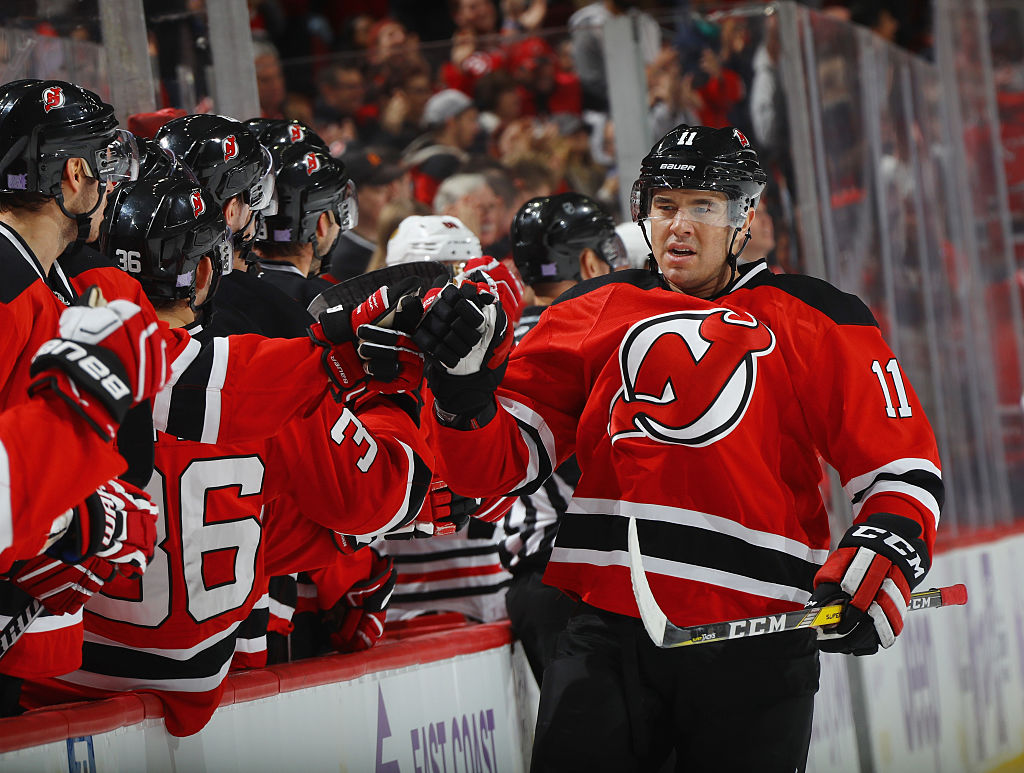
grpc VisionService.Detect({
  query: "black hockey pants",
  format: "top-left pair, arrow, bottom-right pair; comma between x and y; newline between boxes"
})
531,603 -> 819,773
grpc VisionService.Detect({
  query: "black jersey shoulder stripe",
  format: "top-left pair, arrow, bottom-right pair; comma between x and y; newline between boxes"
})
0,222 -> 47,303
391,544 -> 501,564
557,511 -> 819,593
394,580 -> 512,605
80,624 -> 238,680
734,262 -> 879,327
850,468 -> 945,510
550,268 -> 662,306
57,243 -> 116,278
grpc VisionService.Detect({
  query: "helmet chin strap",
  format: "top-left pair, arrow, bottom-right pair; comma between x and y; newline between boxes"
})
56,180 -> 106,249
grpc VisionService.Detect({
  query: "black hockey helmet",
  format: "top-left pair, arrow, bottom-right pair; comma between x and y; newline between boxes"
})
243,117 -> 329,153
0,79 -> 139,197
136,135 -> 188,181
258,141 -> 356,251
155,113 -> 274,210
511,192 -> 628,286
100,167 -> 230,306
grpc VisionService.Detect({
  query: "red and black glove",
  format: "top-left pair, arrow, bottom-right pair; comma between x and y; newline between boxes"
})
46,479 -> 158,573
309,277 -> 425,405
8,554 -> 118,616
453,256 -> 525,327
809,513 -> 930,656
28,290 -> 169,440
414,281 -> 514,429
320,548 -> 396,653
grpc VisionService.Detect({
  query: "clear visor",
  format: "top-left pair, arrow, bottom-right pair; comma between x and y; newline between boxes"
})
335,179 -> 359,231
634,182 -> 748,229
92,129 -> 140,183
246,145 -> 276,211
601,233 -> 630,271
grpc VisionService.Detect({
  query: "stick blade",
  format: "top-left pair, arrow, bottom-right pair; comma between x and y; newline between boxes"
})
307,261 -> 451,320
627,518 -> 668,647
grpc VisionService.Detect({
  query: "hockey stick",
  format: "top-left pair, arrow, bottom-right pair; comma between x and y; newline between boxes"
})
307,261 -> 451,320
626,518 -> 968,649
0,598 -> 44,661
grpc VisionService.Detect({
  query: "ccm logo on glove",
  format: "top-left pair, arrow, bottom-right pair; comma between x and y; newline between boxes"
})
849,524 -> 926,580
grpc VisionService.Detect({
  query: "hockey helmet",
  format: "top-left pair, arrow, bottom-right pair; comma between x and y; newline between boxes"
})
630,124 -> 766,229
155,113 -> 275,211
258,140 -> 356,246
243,117 -> 330,153
0,79 -> 139,196
511,192 -> 627,286
385,215 -> 482,268
100,167 -> 230,305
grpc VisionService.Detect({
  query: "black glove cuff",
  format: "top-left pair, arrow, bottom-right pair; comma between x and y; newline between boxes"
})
46,493 -> 105,563
310,306 -> 356,347
29,339 -> 132,425
839,512 -> 931,589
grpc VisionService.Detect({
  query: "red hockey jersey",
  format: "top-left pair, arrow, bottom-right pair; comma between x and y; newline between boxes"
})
428,264 -> 943,629
52,375 -> 430,735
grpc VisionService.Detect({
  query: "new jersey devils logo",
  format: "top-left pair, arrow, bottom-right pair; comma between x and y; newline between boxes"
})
303,152 -> 319,175
190,190 -> 205,218
733,128 -> 750,148
222,135 -> 238,161
288,124 -> 304,142
608,309 -> 775,447
42,86 -> 65,112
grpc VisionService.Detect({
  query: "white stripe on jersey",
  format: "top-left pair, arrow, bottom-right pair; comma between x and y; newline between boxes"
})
232,634 -> 267,654
153,336 -> 201,432
200,337 -> 230,444
0,608 -> 81,632
59,656 -> 233,694
568,497 -> 830,564
496,395 -> 558,493
845,458 -> 942,528
83,619 -> 239,661
550,545 -> 814,606
0,439 -> 12,556
503,471 -> 575,566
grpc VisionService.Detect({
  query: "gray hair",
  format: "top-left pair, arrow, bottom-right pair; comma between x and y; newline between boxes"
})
432,173 -> 490,214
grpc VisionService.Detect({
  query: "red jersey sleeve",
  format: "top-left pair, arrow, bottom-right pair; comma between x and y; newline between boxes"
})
265,395 -> 433,538
0,395 -> 125,573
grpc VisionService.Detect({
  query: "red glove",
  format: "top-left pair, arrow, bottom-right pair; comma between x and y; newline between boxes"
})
320,548 -> 396,653
29,290 -> 169,439
8,554 -> 117,615
309,278 -> 425,405
90,479 -> 159,576
809,513 -> 930,656
46,479 -> 158,574
454,256 -> 525,326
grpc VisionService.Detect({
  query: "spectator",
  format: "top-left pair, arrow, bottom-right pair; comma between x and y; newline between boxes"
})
551,112 -> 607,201
254,40 -> 287,119
506,35 -> 583,117
442,0 -> 507,97
475,70 -> 524,140
371,66 -> 435,152
325,147 -> 410,282
314,62 -> 370,151
647,45 -> 701,140
405,89 -> 480,206
365,197 -> 433,273
432,172 -> 505,252
569,0 -> 662,112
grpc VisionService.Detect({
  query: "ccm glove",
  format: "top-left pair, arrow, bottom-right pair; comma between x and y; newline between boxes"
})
29,292 -> 169,440
453,256 -> 525,326
320,548 -> 396,653
8,554 -> 118,616
309,278 -> 425,404
414,282 -> 513,429
809,513 -> 930,656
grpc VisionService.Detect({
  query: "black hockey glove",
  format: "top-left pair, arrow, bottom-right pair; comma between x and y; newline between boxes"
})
413,281 -> 513,430
809,513 -> 930,656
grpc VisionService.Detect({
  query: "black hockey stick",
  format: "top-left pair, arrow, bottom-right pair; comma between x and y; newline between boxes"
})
0,598 -> 44,661
626,517 -> 968,649
307,261 -> 451,320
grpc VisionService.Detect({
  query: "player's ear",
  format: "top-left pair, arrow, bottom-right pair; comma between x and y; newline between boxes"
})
316,210 -> 334,240
222,196 -> 241,228
580,247 -> 608,280
195,256 -> 213,293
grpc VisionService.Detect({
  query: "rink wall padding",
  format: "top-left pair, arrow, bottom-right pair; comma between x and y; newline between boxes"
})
0,620 -> 532,773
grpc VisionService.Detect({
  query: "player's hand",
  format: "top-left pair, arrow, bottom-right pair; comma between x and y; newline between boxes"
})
309,277 -> 425,404
28,290 -> 169,439
8,554 -> 117,616
320,547 -> 396,652
88,479 -> 159,576
453,256 -> 525,327
414,282 -> 513,428
809,513 -> 930,656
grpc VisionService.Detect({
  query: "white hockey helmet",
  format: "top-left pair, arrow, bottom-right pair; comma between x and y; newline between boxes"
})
385,215 -> 483,267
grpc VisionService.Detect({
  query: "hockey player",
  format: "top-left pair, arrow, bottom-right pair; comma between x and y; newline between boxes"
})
501,192 -> 628,682
26,170 -> 432,736
252,140 -> 355,306
413,124 -> 943,771
154,113 -> 313,338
